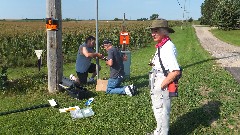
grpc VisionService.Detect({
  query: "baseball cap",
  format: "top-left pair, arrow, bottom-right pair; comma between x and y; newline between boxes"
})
103,39 -> 112,44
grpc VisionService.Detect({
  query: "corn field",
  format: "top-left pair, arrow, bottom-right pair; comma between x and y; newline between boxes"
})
0,20 -> 181,68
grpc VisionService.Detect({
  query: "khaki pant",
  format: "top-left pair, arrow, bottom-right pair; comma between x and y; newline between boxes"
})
149,69 -> 171,135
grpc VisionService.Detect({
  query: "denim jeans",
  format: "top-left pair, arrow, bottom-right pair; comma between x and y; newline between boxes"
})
106,76 -> 126,95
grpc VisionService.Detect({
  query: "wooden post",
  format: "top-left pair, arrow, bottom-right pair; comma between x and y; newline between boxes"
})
46,0 -> 63,93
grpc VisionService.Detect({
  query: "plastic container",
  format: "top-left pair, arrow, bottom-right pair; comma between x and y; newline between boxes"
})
70,107 -> 94,119
81,107 -> 94,118
70,108 -> 84,119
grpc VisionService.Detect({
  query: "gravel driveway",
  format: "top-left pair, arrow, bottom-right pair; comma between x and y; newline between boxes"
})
193,25 -> 240,83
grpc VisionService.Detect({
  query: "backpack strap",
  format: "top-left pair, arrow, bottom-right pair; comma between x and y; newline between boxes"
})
157,47 -> 169,77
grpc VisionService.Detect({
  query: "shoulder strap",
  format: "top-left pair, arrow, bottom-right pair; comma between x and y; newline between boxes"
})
158,47 -> 168,77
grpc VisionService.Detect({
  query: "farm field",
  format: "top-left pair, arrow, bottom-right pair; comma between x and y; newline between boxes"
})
0,21 -> 239,134
0,20 -> 154,67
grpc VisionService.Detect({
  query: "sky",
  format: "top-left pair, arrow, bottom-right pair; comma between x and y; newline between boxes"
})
0,0 -> 204,20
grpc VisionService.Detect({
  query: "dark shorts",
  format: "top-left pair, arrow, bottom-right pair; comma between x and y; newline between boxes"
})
76,63 -> 99,84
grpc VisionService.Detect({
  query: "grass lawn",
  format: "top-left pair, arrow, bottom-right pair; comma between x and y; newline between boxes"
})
210,29 -> 240,46
0,26 -> 239,134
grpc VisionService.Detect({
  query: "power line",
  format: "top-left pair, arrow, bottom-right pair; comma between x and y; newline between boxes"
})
176,0 -> 183,9
176,0 -> 187,29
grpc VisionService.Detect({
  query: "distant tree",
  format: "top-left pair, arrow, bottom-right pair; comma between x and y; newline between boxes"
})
200,0 -> 218,26
64,18 -> 71,21
137,18 -> 148,21
114,18 -> 119,21
214,0 -> 240,30
150,14 -> 159,20
188,17 -> 193,22
201,0 -> 240,29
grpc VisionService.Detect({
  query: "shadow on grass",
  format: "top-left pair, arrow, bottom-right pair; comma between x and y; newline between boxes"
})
2,72 -> 98,101
0,102 -> 52,116
126,74 -> 149,89
2,72 -> 47,94
182,53 -> 239,69
64,84 -> 98,100
169,100 -> 222,135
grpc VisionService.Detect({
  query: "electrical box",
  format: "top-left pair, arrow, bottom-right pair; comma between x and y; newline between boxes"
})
121,51 -> 131,78
120,32 -> 130,45
46,18 -> 58,30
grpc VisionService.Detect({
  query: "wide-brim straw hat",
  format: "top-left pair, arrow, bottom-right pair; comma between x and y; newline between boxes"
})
146,19 -> 175,33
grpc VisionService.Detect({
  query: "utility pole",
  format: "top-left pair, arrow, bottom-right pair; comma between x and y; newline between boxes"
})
181,0 -> 187,30
96,0 -> 99,79
46,0 -> 63,93
122,13 -> 126,51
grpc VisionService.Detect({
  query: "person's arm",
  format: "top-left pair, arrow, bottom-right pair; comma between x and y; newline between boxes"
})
161,70 -> 181,89
81,46 -> 102,58
105,49 -> 114,66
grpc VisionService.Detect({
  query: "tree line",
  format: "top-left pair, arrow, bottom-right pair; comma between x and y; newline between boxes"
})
200,0 -> 240,30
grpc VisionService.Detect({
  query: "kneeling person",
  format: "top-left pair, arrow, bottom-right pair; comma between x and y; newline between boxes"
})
75,36 -> 102,84
102,39 -> 136,96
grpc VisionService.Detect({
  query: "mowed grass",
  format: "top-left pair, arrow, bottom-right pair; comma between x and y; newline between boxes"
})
0,26 -> 239,135
210,29 -> 240,46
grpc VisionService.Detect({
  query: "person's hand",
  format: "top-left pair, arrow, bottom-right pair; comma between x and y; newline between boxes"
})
96,53 -> 103,58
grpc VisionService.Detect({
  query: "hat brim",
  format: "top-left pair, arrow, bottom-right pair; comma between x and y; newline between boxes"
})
146,27 -> 175,33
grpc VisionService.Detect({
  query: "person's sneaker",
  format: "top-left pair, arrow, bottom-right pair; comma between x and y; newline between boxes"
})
124,86 -> 132,96
146,132 -> 154,135
70,74 -> 74,80
133,85 -> 137,95
129,84 -> 137,96
70,74 -> 78,81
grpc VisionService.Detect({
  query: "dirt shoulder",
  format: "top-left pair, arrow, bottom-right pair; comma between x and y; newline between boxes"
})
193,25 -> 240,83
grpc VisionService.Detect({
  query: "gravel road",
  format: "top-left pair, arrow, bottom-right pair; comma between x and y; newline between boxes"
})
193,25 -> 240,83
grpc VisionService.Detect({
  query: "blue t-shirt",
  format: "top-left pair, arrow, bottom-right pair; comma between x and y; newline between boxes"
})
76,43 -> 95,73
107,47 -> 125,78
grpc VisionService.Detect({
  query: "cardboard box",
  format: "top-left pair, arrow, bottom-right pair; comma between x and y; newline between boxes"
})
96,79 -> 108,91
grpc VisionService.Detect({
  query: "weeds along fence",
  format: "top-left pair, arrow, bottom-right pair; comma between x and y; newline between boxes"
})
0,20 -> 181,68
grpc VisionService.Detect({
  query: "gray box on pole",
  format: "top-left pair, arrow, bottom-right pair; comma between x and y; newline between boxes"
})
121,51 -> 131,78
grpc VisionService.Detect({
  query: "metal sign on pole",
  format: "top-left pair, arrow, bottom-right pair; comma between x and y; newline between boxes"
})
34,50 -> 43,71
46,0 -> 63,93
96,0 -> 99,79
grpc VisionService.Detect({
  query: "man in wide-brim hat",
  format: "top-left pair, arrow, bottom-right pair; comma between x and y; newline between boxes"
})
147,19 -> 175,33
146,19 -> 181,135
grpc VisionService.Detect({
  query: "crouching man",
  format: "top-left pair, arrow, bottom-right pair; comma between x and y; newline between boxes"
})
102,39 -> 136,96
